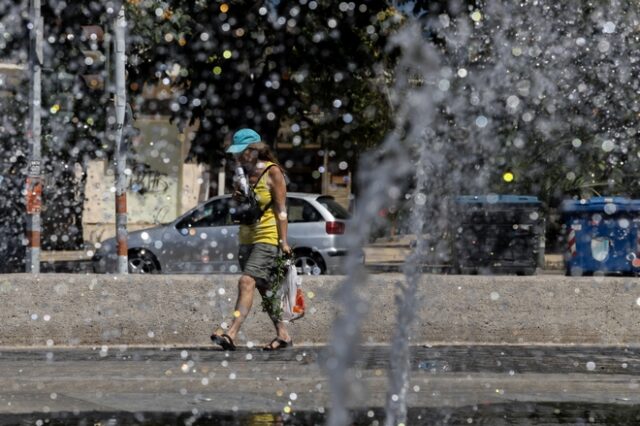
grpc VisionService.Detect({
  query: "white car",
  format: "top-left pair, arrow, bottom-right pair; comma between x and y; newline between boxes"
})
92,193 -> 360,275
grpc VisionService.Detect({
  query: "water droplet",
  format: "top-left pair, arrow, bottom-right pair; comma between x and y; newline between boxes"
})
438,79 -> 450,91
603,21 -> 616,34
601,139 -> 615,152
598,40 -> 610,53
475,116 -> 488,128
506,95 -> 520,109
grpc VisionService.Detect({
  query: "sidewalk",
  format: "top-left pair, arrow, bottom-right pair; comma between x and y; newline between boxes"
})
39,239 -> 565,272
363,236 -> 564,271
40,250 -> 93,273
40,251 -> 92,262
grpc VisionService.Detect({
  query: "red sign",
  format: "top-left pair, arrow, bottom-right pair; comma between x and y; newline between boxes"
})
26,178 -> 42,214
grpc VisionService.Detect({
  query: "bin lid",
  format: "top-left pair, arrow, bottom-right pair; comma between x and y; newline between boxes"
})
455,195 -> 541,205
560,197 -> 640,213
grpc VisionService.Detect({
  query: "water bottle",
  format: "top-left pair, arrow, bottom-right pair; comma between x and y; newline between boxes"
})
234,166 -> 250,196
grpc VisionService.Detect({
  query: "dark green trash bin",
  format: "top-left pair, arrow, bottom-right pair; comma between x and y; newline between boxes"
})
451,195 -> 544,275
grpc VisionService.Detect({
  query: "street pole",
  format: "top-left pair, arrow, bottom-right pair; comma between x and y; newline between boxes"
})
113,6 -> 128,274
26,0 -> 43,273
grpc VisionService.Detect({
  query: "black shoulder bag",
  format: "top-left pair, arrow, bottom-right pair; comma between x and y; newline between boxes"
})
230,165 -> 276,225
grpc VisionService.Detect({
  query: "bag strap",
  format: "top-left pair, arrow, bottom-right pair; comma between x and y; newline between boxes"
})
250,163 -> 277,190
251,164 -> 278,215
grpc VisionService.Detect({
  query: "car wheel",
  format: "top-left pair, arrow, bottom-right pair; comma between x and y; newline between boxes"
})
128,249 -> 160,274
294,250 -> 325,275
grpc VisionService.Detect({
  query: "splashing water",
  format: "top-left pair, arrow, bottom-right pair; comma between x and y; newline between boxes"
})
326,20 -> 442,426
329,0 -> 640,424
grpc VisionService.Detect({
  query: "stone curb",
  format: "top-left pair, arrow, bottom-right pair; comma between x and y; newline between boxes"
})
1,273 -> 639,347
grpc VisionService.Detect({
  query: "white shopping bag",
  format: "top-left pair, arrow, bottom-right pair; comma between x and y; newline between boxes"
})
281,259 -> 305,322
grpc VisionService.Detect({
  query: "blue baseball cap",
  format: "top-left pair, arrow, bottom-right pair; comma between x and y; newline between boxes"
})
226,128 -> 261,154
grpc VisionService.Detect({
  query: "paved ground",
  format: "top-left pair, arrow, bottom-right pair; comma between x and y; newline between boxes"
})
1,345 -> 640,425
38,244 -> 565,274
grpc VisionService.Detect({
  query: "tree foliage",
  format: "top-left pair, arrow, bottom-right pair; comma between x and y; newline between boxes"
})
407,0 -> 640,207
124,0 -> 400,167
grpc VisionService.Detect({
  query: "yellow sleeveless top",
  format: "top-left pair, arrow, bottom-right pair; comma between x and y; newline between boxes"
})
239,162 -> 279,246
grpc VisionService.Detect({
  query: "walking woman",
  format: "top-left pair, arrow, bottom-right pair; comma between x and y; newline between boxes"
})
211,128 -> 293,351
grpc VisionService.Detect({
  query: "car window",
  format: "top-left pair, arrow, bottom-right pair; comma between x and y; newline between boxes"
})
316,196 -> 350,219
176,198 -> 231,228
287,197 -> 322,223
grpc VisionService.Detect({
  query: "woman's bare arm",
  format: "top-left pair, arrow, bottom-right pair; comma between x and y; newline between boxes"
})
269,166 -> 291,255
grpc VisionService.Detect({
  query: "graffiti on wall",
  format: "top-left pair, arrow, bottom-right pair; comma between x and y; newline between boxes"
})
128,163 -> 171,195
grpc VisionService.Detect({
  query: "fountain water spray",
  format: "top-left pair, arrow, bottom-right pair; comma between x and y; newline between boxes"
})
328,0 -> 640,421
326,21 -> 443,426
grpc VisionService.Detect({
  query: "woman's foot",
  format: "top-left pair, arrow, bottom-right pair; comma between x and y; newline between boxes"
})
263,337 -> 293,351
211,333 -> 236,351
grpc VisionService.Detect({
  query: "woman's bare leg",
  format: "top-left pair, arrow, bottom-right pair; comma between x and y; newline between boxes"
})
257,286 -> 291,343
225,274 -> 256,341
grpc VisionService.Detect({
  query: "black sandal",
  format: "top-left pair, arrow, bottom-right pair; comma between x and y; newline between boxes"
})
263,338 -> 293,351
211,333 -> 236,351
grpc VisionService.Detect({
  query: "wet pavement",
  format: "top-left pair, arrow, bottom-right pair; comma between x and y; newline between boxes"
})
1,345 -> 640,424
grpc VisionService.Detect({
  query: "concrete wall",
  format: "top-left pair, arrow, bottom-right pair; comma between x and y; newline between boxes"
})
82,160 -> 204,245
1,273 -> 639,347
82,114 -> 204,245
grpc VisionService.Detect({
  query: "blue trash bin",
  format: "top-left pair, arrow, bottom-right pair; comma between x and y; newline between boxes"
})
561,197 -> 640,276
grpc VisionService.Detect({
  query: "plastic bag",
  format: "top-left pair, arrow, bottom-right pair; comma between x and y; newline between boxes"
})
281,259 -> 305,322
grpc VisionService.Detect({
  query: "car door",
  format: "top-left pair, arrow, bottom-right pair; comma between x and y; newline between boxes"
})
173,197 -> 240,273
286,196 -> 327,251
